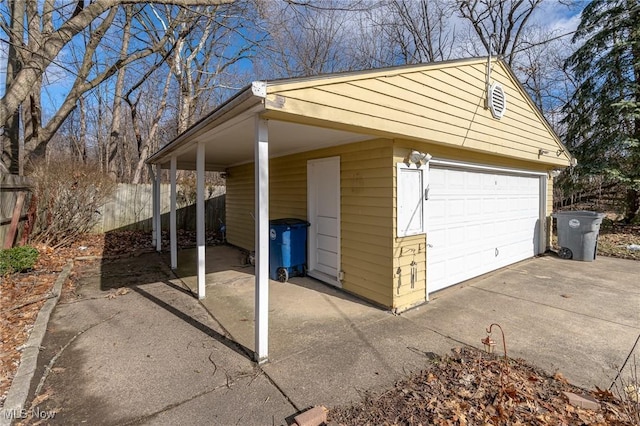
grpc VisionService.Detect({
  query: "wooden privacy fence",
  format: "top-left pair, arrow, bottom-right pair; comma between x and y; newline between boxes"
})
94,183 -> 226,233
0,174 -> 33,248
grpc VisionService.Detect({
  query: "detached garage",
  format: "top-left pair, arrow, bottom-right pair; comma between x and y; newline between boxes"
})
147,56 -> 572,361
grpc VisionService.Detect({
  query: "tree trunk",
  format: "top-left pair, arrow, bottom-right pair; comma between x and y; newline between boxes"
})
1,0 -> 25,174
131,70 -> 172,184
107,6 -> 133,181
78,96 -> 87,162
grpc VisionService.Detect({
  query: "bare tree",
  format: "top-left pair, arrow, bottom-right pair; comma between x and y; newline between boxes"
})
458,0 -> 544,65
107,6 -> 133,180
380,0 -> 457,64
512,28 -> 576,120
1,0 -> 24,174
257,1 -> 369,78
129,70 -> 172,184
122,1 -> 259,182
0,0 -> 232,174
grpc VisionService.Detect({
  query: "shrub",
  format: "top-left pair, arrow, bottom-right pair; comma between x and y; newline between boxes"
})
28,159 -> 116,248
0,246 -> 39,275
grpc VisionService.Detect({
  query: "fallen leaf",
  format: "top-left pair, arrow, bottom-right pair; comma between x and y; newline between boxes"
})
30,391 -> 51,407
554,372 -> 569,384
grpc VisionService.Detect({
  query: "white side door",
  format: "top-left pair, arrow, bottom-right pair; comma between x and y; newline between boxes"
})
307,157 -> 341,286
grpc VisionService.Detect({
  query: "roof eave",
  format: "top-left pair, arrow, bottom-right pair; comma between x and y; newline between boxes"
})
146,83 -> 265,165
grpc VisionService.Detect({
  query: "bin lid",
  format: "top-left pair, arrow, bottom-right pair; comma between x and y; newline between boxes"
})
553,210 -> 605,218
269,218 -> 310,228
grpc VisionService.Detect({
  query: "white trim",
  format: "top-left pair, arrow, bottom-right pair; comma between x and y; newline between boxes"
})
254,116 -> 269,364
306,270 -> 342,288
539,176 -> 548,253
170,156 -> 177,269
252,81 -> 267,98
196,142 -> 206,299
151,167 -> 157,248
307,156 -> 341,287
429,158 -> 547,177
155,166 -> 162,252
396,162 -> 429,238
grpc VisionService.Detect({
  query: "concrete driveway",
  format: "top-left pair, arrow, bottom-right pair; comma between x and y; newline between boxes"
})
179,246 -> 640,410
16,246 -> 639,425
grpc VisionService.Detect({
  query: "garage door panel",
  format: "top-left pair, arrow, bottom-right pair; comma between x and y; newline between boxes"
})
448,199 -> 465,218
429,199 -> 447,221
466,198 -> 482,218
428,227 -> 447,244
481,198 -> 496,215
427,166 -> 541,294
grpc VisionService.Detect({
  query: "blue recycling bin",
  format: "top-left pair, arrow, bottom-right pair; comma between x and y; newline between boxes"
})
269,218 -> 310,282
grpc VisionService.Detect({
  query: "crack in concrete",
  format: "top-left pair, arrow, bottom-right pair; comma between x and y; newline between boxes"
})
468,286 -> 640,330
120,377 -> 246,425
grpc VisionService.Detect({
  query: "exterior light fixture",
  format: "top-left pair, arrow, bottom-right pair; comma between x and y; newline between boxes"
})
405,150 -> 432,167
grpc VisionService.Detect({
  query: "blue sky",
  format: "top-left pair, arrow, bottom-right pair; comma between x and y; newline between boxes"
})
0,0 -> 586,117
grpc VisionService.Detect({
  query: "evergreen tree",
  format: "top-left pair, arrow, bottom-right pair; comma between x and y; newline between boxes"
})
562,0 -> 640,221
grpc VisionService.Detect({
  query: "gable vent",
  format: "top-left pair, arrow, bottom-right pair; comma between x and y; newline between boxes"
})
488,82 -> 507,119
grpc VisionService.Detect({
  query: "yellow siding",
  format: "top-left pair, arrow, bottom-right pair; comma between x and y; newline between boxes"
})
265,59 -> 569,167
391,234 -> 427,310
226,139 -> 395,307
225,163 -> 255,251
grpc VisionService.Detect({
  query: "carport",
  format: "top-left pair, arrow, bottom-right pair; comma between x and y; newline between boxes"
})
146,58 -> 572,364
146,81 -> 375,363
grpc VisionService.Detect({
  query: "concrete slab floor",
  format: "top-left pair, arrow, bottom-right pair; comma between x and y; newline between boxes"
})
25,253 -> 294,425
24,247 -> 638,425
172,246 -> 640,410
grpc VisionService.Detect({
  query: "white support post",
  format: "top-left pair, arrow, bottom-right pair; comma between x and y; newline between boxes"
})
170,156 -> 177,270
151,167 -> 157,248
196,142 -> 206,299
254,116 -> 269,363
155,165 -> 162,252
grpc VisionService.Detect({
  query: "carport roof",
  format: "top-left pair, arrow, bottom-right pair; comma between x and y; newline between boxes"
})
146,57 -> 573,170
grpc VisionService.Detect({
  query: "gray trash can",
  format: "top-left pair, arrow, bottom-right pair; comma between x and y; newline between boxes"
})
553,211 -> 605,261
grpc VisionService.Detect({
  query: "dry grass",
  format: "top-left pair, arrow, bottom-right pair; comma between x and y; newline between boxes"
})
597,230 -> 640,261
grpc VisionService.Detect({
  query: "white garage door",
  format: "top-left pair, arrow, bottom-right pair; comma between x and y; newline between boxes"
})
427,165 -> 543,294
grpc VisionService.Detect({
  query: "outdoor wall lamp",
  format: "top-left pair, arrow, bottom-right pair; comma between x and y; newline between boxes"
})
405,150 -> 432,167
